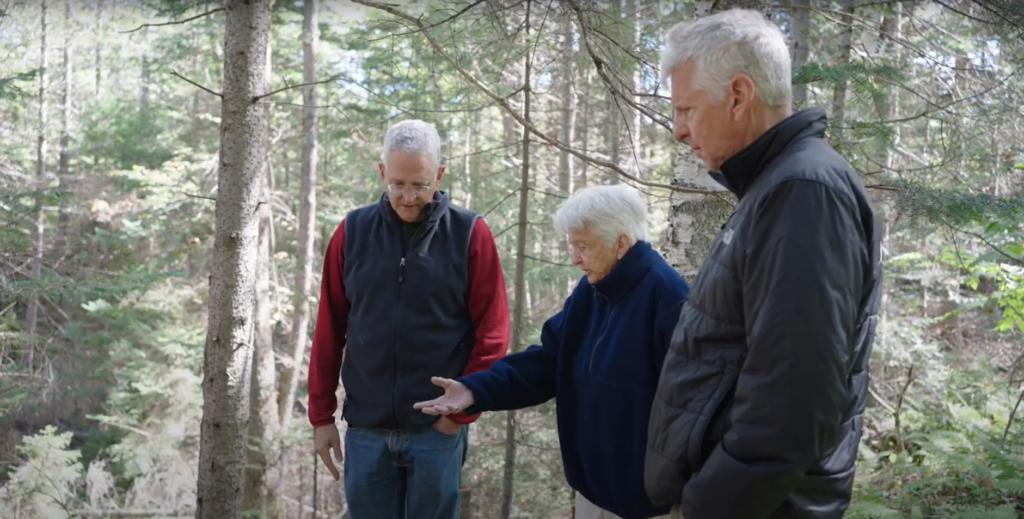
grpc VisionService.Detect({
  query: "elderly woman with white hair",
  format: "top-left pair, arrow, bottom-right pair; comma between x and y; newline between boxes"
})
414,184 -> 690,519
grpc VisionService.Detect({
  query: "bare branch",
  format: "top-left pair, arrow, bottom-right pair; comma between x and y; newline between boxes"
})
349,0 -> 716,195
121,7 -> 224,34
365,0 -> 489,41
253,74 -> 344,103
169,69 -> 221,98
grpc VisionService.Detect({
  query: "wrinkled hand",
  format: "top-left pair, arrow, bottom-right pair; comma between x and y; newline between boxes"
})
413,376 -> 475,416
314,424 -> 343,481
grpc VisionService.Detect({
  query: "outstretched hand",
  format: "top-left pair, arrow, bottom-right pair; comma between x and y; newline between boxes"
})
413,376 -> 475,416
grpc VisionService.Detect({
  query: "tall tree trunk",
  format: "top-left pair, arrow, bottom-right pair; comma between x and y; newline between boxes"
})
243,38 -> 281,519
557,18 -> 574,261
140,28 -> 150,115
501,5 -> 532,518
462,111 -> 475,210
788,0 -> 810,109
94,0 -> 102,167
195,1 -> 273,518
830,0 -> 855,143
95,0 -> 102,100
279,0 -> 319,432
25,0 -> 49,351
625,0 -> 643,180
57,0 -> 72,257
663,0 -> 772,276
576,65 -> 589,189
867,1 -> 903,402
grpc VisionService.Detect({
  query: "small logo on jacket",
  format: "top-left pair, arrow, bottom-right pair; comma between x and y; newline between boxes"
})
722,228 -> 734,245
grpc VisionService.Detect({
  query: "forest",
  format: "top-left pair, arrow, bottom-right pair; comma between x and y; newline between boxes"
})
1,0 -> 1023,518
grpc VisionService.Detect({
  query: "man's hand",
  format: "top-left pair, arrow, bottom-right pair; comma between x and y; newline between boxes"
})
413,376 -> 475,416
314,424 -> 343,481
432,415 -> 463,435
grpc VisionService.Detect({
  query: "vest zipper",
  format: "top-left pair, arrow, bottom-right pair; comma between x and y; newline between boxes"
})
393,222 -> 424,429
391,256 -> 406,428
588,302 -> 615,375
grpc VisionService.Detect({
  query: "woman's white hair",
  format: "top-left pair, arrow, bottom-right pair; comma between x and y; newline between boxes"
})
660,8 -> 792,110
554,184 -> 648,246
381,119 -> 442,169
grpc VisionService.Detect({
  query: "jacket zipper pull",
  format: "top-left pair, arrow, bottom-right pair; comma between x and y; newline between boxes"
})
398,257 -> 405,283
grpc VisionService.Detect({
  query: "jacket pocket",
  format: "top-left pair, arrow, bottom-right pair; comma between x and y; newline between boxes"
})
685,363 -> 740,471
645,354 -> 738,506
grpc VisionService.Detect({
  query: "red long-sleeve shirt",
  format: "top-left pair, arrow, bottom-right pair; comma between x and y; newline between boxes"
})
306,217 -> 510,427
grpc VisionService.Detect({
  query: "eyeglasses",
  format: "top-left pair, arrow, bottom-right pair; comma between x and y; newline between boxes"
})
386,183 -> 434,200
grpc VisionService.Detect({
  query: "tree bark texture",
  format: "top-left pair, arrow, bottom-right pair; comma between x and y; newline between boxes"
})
243,36 -> 280,519
195,1 -> 273,518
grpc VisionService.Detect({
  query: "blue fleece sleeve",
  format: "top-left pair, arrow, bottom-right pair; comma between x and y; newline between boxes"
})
459,301 -> 567,413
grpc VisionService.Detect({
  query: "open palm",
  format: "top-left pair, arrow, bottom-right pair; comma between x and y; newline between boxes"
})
413,377 -> 475,415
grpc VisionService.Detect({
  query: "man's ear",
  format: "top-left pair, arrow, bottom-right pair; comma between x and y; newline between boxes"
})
435,165 -> 445,184
378,162 -> 386,181
729,73 -> 756,117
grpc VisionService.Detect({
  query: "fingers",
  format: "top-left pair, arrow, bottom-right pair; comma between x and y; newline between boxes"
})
431,376 -> 454,389
332,438 -> 343,464
418,403 -> 461,415
412,398 -> 439,410
318,447 -> 340,481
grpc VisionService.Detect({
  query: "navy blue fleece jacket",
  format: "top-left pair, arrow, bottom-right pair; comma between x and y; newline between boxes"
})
459,240 -> 690,519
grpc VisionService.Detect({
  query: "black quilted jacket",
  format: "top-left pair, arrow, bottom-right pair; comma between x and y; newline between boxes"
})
645,107 -> 882,519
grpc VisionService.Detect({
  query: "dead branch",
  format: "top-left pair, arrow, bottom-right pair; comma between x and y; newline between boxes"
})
893,366 -> 916,454
121,8 -> 224,34
1003,386 -> 1024,446
368,0 -> 490,41
253,74 -> 345,103
169,69 -> 221,98
349,0 -> 716,195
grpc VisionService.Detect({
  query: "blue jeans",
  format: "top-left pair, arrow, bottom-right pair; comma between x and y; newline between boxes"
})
344,424 -> 468,519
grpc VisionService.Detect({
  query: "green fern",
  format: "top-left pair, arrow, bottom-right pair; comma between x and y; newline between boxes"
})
994,478 -> 1024,497
950,504 -> 1017,519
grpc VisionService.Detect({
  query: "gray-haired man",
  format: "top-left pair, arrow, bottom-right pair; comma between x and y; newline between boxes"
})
307,119 -> 510,519
645,9 -> 882,519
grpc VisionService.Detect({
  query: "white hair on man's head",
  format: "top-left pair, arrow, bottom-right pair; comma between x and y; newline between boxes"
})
381,119 -> 442,169
554,184 -> 648,246
660,8 -> 792,110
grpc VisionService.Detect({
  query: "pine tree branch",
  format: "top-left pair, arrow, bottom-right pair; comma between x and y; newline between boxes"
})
122,7 -> 224,34
350,0 -> 716,195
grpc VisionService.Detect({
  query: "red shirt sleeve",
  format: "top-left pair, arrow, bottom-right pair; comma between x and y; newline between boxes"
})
446,217 -> 510,425
306,220 -> 349,428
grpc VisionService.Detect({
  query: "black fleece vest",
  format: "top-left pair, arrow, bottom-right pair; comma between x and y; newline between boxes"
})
341,191 -> 479,430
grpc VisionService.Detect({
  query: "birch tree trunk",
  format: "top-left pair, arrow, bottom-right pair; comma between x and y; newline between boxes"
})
279,0 -> 319,433
662,0 -> 772,276
195,1 -> 273,518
